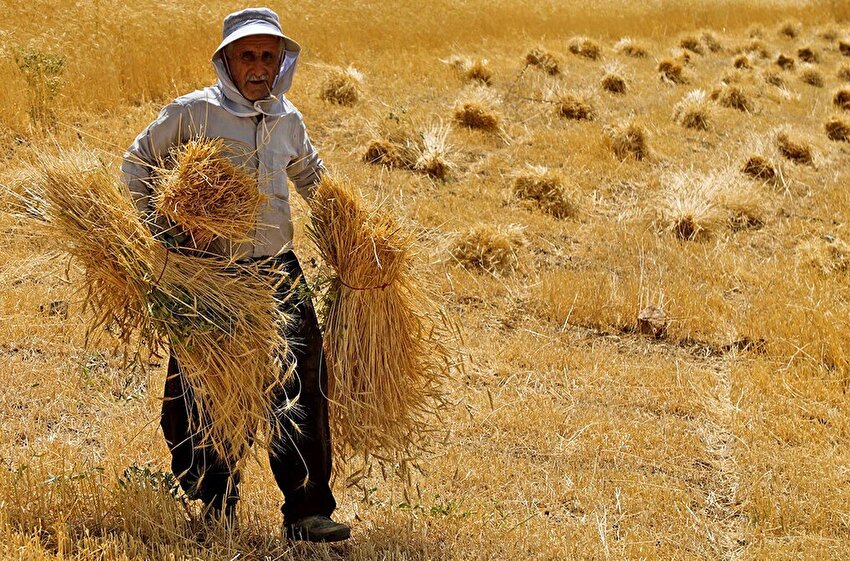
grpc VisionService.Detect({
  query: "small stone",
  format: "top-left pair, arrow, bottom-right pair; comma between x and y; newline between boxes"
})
637,306 -> 668,338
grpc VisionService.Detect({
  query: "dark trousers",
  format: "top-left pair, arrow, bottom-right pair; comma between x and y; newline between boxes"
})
160,251 -> 336,524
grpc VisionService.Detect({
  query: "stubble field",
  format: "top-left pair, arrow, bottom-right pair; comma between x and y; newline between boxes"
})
2,1 -> 850,559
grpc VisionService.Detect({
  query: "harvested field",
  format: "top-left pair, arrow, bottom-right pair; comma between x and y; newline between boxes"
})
2,1 -> 850,559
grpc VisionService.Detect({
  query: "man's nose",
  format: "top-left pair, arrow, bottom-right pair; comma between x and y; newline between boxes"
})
247,59 -> 267,75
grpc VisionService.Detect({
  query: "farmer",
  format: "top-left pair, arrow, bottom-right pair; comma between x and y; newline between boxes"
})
120,7 -> 350,543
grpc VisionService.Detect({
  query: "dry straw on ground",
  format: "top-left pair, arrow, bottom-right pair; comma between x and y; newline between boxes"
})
450,223 -> 524,273
568,36 -> 601,59
841,40 -> 850,56
453,87 -> 502,132
512,165 -> 577,219
525,47 -> 560,75
673,89 -> 714,130
610,122 -> 650,160
614,37 -> 648,58
556,93 -> 596,120
825,117 -> 850,141
320,65 -> 364,106
839,63 -> 850,81
21,149 -> 290,464
306,175 -> 452,471
152,138 -> 264,250
796,236 -> 850,274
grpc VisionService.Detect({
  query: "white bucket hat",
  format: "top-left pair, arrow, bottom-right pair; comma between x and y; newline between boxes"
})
215,7 -> 288,54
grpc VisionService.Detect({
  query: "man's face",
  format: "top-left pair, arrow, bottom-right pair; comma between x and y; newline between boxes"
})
225,35 -> 283,102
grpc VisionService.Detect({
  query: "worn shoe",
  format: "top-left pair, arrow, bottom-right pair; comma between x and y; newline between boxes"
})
284,515 -> 350,542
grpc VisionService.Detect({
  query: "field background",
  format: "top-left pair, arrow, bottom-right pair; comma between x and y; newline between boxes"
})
2,0 -> 850,559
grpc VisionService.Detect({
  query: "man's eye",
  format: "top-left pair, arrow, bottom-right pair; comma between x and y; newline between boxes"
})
261,52 -> 276,63
241,53 -> 255,62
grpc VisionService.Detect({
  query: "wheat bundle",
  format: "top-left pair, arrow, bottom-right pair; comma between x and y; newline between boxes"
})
153,138 -> 264,250
800,67 -> 824,87
747,25 -> 766,39
825,117 -> 850,142
513,166 -> 577,219
320,65 -> 364,106
568,36 -> 601,60
659,170 -> 727,241
453,96 -> 501,131
658,59 -> 688,84
734,55 -> 753,69
525,47 -> 561,75
23,149 -> 291,464
556,94 -> 595,121
673,89 -> 713,130
450,223 -> 524,273
798,47 -> 819,64
679,35 -> 705,55
763,70 -> 786,88
833,88 -> 850,111
711,84 -> 754,113
701,30 -> 724,53
601,71 -> 626,94
776,53 -> 796,70
306,175 -> 452,471
736,39 -> 769,59
414,124 -> 454,180
779,21 -> 801,39
363,139 -> 412,169
611,123 -> 650,161
819,27 -> 840,41
614,37 -> 648,58
742,155 -> 778,183
776,131 -> 814,165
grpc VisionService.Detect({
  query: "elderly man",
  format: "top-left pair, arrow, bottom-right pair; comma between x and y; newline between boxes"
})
121,7 -> 349,543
